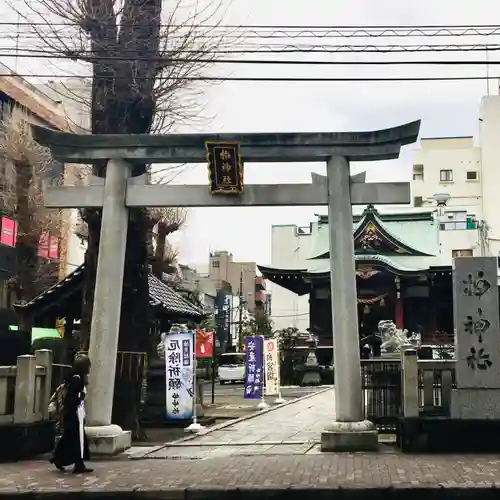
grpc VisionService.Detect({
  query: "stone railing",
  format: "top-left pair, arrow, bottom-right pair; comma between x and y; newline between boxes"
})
401,347 -> 456,418
0,350 -> 54,425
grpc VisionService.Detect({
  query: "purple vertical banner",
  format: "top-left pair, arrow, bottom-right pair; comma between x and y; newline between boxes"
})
244,336 -> 264,399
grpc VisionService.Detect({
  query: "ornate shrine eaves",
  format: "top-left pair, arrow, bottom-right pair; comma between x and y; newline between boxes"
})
259,253 -> 452,295
32,120 -> 421,163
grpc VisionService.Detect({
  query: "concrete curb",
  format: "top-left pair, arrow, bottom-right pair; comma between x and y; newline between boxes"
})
2,486 -> 500,498
132,386 -> 332,459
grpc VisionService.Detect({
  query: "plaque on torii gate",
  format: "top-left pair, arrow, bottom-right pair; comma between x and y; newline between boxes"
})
33,120 -> 420,453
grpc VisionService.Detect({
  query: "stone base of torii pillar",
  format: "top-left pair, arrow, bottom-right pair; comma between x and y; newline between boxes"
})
321,421 -> 378,452
86,425 -> 132,455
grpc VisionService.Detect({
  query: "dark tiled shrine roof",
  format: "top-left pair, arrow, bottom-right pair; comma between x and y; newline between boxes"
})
18,264 -> 204,319
148,273 -> 204,317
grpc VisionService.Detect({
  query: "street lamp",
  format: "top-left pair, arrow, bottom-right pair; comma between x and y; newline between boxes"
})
432,192 -> 451,218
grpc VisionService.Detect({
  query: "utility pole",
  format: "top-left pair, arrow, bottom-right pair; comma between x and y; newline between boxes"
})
238,269 -> 243,351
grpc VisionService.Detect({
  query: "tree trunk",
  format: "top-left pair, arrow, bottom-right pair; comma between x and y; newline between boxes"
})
152,222 -> 167,278
14,161 -> 38,304
80,0 -> 161,439
80,208 -> 101,351
111,209 -> 150,437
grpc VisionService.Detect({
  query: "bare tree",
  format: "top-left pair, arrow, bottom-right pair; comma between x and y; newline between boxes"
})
16,0 -> 231,435
0,107 -> 63,308
148,207 -> 187,278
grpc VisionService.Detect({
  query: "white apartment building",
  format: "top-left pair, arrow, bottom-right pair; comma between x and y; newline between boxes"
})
269,92 -> 500,332
40,78 -> 91,278
411,94 -> 500,259
37,79 -> 92,276
270,223 -> 314,332
411,136 -> 482,258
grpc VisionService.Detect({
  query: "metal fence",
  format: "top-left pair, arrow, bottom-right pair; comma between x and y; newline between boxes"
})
361,358 -> 402,433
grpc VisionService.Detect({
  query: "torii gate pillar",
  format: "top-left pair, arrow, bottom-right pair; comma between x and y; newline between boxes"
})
34,120 -> 420,454
323,156 -> 377,451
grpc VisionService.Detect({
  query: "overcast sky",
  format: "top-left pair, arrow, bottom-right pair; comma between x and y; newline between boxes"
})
3,0 -> 500,270
167,0 -> 499,270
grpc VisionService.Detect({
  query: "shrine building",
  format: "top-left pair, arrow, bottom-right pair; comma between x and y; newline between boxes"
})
259,205 -> 453,347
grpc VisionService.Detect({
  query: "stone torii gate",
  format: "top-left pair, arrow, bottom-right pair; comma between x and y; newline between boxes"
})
34,120 -> 420,453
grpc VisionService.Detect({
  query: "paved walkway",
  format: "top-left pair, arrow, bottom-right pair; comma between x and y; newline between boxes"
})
137,387 -> 335,459
2,454 -> 500,494
5,389 -> 500,495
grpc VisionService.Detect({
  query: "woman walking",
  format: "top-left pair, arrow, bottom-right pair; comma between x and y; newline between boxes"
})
50,354 -> 93,474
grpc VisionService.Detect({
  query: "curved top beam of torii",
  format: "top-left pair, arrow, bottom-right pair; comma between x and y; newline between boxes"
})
32,120 -> 420,163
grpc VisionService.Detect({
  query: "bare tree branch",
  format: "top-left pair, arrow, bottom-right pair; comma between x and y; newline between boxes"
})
0,106 -> 64,301
0,106 -> 62,236
12,0 -> 236,133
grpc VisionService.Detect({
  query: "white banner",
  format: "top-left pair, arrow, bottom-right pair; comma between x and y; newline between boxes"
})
165,332 -> 194,420
264,339 -> 280,396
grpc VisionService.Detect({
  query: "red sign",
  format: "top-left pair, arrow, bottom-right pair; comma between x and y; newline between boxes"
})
266,340 -> 275,352
38,232 -> 49,258
48,236 -> 59,259
0,218 -> 17,246
196,330 -> 214,358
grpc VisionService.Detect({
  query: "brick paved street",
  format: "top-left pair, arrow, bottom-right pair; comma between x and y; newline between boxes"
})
2,453 -> 500,494
3,388 -> 500,496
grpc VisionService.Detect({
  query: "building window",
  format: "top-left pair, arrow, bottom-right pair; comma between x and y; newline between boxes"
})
413,196 -> 423,207
412,164 -> 424,181
212,260 -> 220,268
466,171 -> 478,181
452,249 -> 473,258
440,169 -> 453,182
440,211 -> 467,231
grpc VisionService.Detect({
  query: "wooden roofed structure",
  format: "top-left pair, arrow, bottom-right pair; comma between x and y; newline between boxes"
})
259,205 -> 453,351
15,264 -> 206,352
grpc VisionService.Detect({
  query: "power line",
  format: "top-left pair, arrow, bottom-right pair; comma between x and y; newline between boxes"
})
0,73 -> 498,82
3,22 -> 500,28
5,31 -> 500,40
1,52 -> 499,66
2,43 -> 500,54
4,24 -> 500,38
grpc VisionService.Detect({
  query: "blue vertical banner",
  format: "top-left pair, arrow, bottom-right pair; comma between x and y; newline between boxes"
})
244,336 -> 264,399
165,331 -> 194,420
